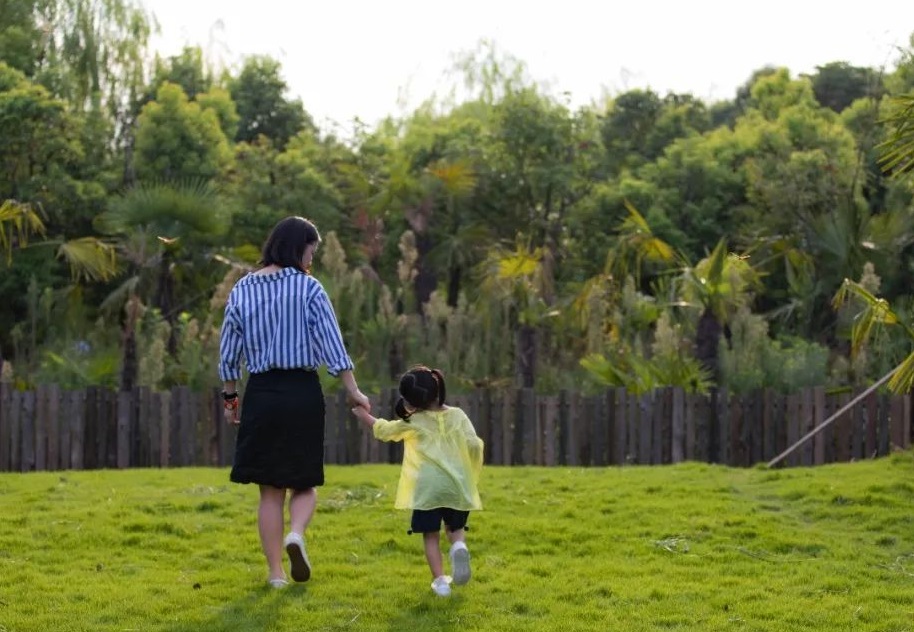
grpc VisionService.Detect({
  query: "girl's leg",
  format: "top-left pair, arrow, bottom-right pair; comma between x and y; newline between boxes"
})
446,528 -> 466,546
288,487 -> 317,535
258,485 -> 287,580
423,531 -> 445,579
447,526 -> 471,585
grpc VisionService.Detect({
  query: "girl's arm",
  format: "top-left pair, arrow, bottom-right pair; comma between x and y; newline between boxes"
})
461,412 -> 485,469
351,406 -> 377,428
352,407 -> 415,442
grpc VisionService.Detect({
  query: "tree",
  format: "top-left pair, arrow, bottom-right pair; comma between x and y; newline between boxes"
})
878,93 -> 914,177
134,82 -> 232,182
678,239 -> 760,380
478,240 -> 555,387
196,87 -> 239,141
832,279 -> 914,392
0,0 -> 42,75
600,89 -> 663,173
146,46 -> 212,101
96,180 -> 228,390
228,56 -> 311,149
0,62 -> 81,204
806,61 -> 883,113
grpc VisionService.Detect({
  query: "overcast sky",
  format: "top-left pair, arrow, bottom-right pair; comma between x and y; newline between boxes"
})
146,0 -> 914,131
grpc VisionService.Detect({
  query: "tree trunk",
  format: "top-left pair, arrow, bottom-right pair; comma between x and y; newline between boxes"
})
696,308 -> 722,382
120,295 -> 139,392
515,325 -> 536,388
446,264 -> 461,308
388,338 -> 404,381
155,251 -> 177,355
413,230 -> 436,312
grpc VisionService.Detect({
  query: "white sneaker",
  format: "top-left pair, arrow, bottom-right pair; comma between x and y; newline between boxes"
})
283,532 -> 311,582
449,542 -> 471,585
431,575 -> 452,597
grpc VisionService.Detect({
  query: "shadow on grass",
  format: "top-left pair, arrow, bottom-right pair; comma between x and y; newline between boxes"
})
156,584 -> 310,632
384,594 -> 464,632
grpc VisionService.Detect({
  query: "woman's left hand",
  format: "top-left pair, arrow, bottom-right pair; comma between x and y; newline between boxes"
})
223,398 -> 241,425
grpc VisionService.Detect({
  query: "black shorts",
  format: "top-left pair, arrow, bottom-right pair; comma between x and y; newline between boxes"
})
410,508 -> 470,534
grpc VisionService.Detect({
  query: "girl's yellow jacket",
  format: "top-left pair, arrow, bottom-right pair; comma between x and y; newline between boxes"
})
372,406 -> 484,510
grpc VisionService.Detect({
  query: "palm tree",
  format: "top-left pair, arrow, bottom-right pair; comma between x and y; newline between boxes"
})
425,160 -> 487,307
95,180 -> 227,390
2,198 -> 117,378
678,239 -> 760,381
1,199 -> 116,279
478,239 -> 556,388
832,279 -> 914,393
571,201 -> 678,355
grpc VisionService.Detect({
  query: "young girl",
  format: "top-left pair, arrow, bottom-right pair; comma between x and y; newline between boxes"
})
351,366 -> 484,597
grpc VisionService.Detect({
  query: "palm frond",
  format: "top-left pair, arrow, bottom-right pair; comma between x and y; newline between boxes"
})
100,275 -> 141,314
428,160 -> 476,197
98,179 -> 226,239
620,199 -> 651,233
877,93 -> 914,176
888,351 -> 914,393
832,278 -> 904,357
57,238 -> 119,282
0,200 -> 46,263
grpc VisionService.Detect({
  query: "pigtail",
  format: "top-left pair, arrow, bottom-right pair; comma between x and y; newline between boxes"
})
430,368 -> 446,406
395,397 -> 413,421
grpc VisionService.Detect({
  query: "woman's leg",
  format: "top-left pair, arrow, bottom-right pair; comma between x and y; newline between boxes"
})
258,485 -> 287,580
289,487 -> 317,535
423,531 -> 445,579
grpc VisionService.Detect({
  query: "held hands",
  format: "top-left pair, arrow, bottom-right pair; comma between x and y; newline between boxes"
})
348,389 -> 370,413
350,405 -> 376,427
347,389 -> 374,428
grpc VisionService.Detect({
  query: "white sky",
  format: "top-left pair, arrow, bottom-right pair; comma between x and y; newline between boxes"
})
146,0 -> 914,132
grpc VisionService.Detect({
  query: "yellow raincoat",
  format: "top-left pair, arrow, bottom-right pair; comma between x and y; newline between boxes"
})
372,406 -> 484,511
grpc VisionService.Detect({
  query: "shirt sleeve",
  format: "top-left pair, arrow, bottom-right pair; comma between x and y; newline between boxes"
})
372,418 -> 416,442
460,410 -> 485,471
307,281 -> 355,377
218,293 -> 244,381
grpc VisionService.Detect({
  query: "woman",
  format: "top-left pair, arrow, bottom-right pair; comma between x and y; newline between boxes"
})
219,216 -> 370,589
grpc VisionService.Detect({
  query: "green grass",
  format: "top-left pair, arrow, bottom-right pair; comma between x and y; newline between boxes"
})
3,454 -> 914,631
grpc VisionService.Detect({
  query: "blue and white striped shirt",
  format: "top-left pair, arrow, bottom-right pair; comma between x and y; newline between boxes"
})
218,267 -> 355,380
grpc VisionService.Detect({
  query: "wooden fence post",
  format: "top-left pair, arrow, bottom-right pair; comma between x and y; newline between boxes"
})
671,387 -> 685,464
0,382 -> 10,471
613,389 -> 627,465
117,390 -> 131,469
9,389 -> 21,471
70,389 -> 86,470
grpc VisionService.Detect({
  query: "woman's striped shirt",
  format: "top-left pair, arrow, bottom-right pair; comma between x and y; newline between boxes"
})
218,267 -> 354,380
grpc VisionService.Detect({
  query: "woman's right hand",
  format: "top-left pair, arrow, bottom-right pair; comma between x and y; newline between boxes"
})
348,389 -> 370,412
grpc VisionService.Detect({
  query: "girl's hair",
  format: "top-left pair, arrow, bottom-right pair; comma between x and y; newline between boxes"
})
395,365 -> 446,420
261,216 -> 321,272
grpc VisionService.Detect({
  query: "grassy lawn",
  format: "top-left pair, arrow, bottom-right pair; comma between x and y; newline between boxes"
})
2,453 -> 914,631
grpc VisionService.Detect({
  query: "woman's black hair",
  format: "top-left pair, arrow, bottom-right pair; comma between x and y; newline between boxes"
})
395,365 -> 446,421
261,216 -> 321,271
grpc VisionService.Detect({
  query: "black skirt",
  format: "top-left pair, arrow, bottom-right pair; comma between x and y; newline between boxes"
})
230,369 -> 326,489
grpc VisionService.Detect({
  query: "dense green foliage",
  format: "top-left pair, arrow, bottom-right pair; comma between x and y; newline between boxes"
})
2,4 -> 914,395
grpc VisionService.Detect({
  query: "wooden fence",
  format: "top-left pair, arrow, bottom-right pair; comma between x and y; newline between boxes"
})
0,383 -> 910,473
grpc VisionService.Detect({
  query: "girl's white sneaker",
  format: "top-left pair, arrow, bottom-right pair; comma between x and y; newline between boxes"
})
431,575 -> 452,597
449,542 -> 471,585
